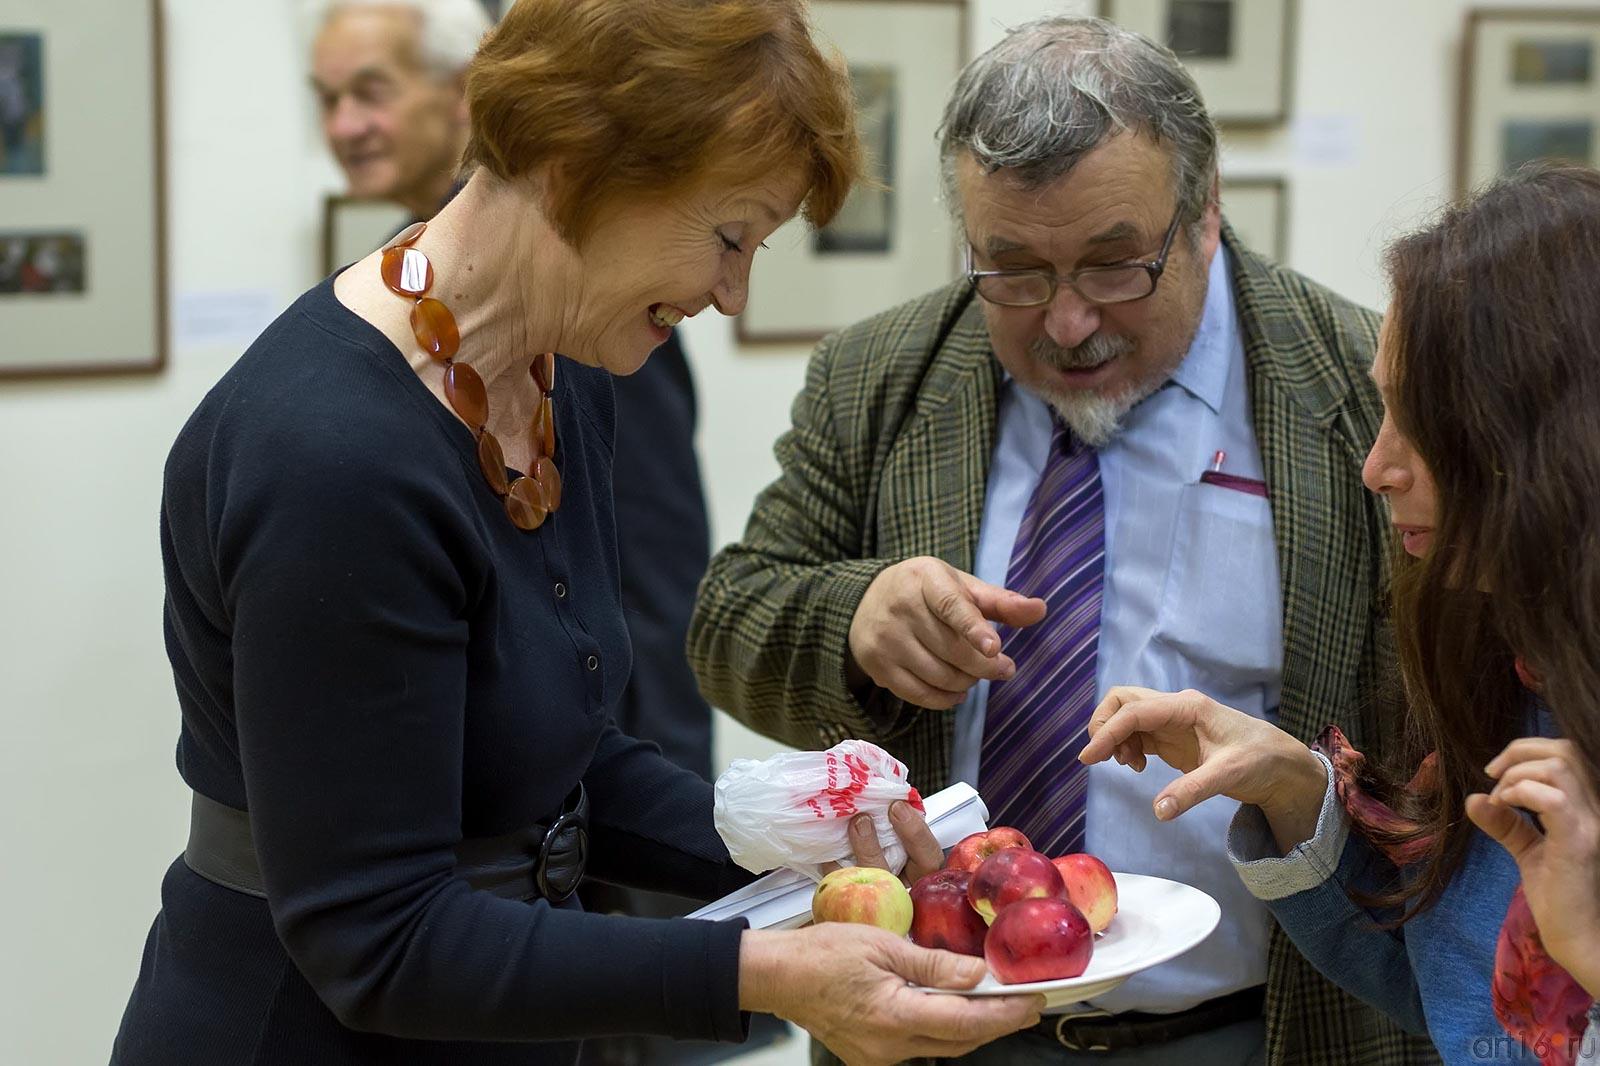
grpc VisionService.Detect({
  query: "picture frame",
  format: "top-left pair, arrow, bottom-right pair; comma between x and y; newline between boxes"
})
0,0 -> 166,379
737,0 -> 967,346
1457,8 -> 1600,197
321,195 -> 412,277
1097,0 -> 1296,127
1221,175 -> 1288,262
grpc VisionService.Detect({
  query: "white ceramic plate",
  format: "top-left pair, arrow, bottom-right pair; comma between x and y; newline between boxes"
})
918,872 -> 1221,1008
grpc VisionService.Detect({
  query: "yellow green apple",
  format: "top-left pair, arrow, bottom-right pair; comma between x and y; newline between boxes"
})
811,866 -> 914,935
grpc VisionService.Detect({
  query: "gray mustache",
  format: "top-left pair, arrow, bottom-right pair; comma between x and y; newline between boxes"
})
1030,333 -> 1135,371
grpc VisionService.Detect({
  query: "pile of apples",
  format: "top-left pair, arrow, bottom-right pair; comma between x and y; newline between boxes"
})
810,826 -> 1117,985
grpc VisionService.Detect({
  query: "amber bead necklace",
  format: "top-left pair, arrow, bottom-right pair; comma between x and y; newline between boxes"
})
381,222 -> 561,531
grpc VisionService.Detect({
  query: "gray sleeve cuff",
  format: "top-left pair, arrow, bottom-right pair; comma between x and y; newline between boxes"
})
1227,751 -> 1351,902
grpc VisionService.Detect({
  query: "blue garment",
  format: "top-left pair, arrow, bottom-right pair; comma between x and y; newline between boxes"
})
1229,709 -> 1594,1064
952,247 -> 1284,1013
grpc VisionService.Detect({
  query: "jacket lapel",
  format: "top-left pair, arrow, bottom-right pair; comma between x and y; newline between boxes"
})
875,295 -> 998,575
1228,228 -> 1385,744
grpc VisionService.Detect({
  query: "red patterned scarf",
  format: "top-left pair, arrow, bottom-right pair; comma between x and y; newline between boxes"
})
1313,719 -> 1593,1065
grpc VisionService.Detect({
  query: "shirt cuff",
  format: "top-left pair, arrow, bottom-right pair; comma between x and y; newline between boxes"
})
1228,751 -> 1350,902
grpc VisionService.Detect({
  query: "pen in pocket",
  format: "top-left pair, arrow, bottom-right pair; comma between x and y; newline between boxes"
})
1199,450 -> 1268,498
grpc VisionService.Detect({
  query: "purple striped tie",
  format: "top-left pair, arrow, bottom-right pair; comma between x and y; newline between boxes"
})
977,421 -> 1104,858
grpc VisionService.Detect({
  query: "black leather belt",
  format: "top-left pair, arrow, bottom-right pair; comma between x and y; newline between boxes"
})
183,785 -> 589,904
1028,985 -> 1264,1053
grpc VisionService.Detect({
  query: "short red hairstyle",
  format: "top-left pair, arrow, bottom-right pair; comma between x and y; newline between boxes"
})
463,0 -> 862,244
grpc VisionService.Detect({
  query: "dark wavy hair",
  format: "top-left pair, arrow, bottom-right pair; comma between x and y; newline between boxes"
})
1365,164 -> 1600,919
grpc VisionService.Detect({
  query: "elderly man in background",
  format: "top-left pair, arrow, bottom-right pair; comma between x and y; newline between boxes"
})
690,16 -> 1436,1066
311,6 -> 734,1064
310,0 -> 486,221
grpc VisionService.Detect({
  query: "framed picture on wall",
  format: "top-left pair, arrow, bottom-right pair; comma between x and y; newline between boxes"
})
0,0 -> 166,379
737,0 -> 967,345
1097,0 -> 1295,126
322,195 -> 412,277
1457,8 -> 1600,196
1221,175 -> 1288,262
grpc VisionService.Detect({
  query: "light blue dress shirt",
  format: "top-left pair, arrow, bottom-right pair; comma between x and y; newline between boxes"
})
951,248 -> 1284,1014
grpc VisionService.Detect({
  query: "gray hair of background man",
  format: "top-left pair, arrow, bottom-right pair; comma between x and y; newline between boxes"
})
309,0 -> 491,79
939,15 -> 1219,237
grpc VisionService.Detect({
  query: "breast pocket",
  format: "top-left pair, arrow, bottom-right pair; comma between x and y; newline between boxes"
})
1152,482 -> 1283,680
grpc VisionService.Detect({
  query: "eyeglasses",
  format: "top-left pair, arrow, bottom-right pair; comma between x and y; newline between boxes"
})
964,208 -> 1185,308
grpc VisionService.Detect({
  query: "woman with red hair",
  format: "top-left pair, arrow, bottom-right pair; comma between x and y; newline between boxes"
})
109,3 -> 1042,1064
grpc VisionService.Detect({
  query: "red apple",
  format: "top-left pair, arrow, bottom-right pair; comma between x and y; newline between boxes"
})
811,866 -> 914,935
908,869 -> 988,956
945,826 -> 1032,873
984,897 -> 1094,984
968,846 -> 1066,924
1051,854 -> 1118,934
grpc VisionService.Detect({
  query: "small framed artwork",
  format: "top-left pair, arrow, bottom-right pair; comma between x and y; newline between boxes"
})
0,33 -> 44,175
1458,9 -> 1600,196
1098,0 -> 1296,127
1221,176 -> 1288,262
322,195 -> 412,277
737,0 -> 967,345
1,0 -> 166,379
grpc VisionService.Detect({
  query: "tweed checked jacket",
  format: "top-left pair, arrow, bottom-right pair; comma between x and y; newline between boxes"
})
688,231 -> 1439,1066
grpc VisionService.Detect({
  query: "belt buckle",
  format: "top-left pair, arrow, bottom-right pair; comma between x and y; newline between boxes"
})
1053,1007 -> 1114,1053
533,789 -> 589,903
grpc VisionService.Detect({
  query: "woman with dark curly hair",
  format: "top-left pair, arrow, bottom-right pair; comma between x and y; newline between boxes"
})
1082,164 -> 1600,1064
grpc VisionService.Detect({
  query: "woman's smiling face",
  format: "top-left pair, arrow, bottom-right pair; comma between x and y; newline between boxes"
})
564,169 -> 808,375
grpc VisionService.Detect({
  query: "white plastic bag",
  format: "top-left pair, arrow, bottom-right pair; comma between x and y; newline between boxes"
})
713,739 -> 926,880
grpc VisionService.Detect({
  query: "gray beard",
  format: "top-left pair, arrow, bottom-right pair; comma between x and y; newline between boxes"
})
1028,332 -> 1146,448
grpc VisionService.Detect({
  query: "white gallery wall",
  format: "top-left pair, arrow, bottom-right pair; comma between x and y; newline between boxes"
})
0,0 -> 1591,1061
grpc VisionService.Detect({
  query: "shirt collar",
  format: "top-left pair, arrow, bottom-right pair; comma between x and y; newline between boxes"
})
1165,245 -> 1237,416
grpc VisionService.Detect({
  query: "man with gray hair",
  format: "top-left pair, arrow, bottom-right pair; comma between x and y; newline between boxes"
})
309,0 -> 489,219
691,15 -> 1434,1066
